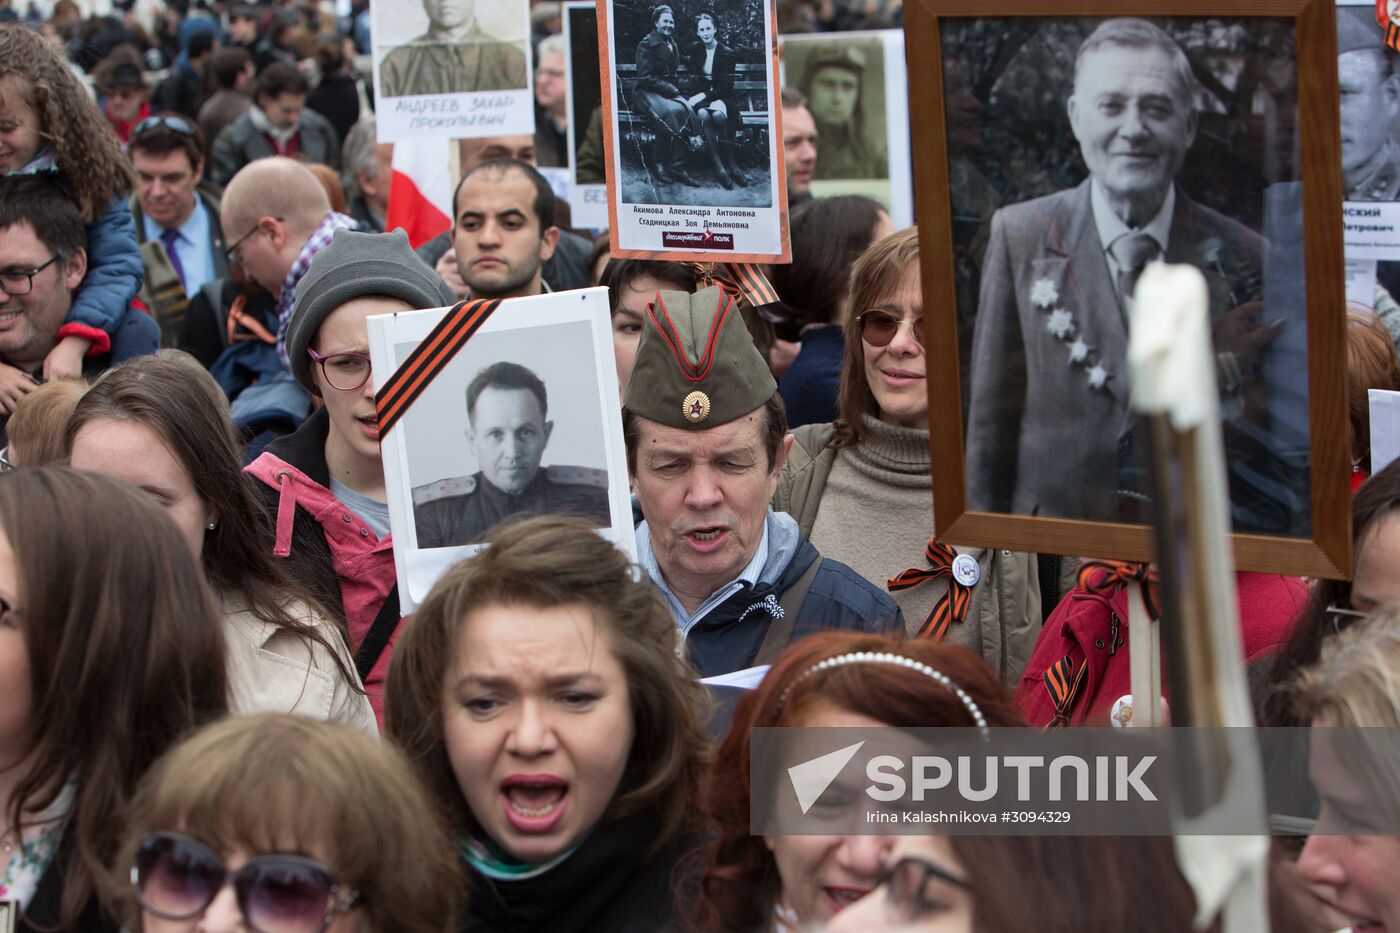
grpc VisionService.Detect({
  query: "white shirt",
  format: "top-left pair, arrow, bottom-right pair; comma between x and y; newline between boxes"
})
1089,179 -> 1175,281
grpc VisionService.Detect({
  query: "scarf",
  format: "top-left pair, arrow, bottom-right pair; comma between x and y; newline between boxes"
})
248,106 -> 299,148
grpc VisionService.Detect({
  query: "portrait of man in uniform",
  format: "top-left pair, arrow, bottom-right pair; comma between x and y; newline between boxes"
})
1337,5 -> 1400,202
799,42 -> 887,181
379,0 -> 528,98
962,17 -> 1297,530
413,361 -> 611,548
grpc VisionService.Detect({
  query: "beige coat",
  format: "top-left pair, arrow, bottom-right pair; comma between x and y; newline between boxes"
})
221,592 -> 378,735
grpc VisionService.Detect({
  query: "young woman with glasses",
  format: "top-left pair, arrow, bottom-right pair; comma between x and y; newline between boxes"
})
0,468 -> 227,932
243,228 -> 455,725
772,229 -> 1041,684
119,713 -> 460,933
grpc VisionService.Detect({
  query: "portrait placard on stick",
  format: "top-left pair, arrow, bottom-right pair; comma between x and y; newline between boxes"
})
779,30 -> 913,229
598,0 -> 791,262
372,0 -> 535,143
566,2 -> 609,229
908,6 -> 1347,578
368,288 -> 637,612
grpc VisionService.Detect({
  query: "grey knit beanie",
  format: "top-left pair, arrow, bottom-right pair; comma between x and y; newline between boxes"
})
287,227 -> 456,392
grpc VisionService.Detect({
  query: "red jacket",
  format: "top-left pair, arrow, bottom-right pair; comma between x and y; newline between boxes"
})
1014,572 -> 1307,727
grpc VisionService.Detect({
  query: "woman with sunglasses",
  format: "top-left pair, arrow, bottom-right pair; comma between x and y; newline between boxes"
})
245,228 -> 455,724
690,631 -> 1024,932
120,713 -> 460,933
66,352 -> 374,732
773,228 -> 1042,683
385,516 -> 711,933
0,468 -> 227,932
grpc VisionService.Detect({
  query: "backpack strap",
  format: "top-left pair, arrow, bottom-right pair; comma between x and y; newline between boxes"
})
753,556 -> 823,667
355,585 -> 400,683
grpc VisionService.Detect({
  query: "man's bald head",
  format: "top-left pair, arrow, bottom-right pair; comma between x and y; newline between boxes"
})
220,158 -> 333,295
221,157 -> 332,237
458,135 -> 537,173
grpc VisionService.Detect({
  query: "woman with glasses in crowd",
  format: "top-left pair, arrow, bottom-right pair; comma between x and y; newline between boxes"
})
118,714 -> 460,933
0,468 -> 227,932
386,516 -> 711,933
773,228 -> 1041,683
66,352 -> 374,731
244,228 -> 455,724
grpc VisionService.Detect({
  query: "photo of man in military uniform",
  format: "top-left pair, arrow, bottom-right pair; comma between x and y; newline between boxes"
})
379,0 -> 528,98
413,361 -> 611,548
1337,5 -> 1400,201
799,41 -> 887,181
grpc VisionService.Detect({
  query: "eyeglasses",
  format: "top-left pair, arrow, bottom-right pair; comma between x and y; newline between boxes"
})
132,114 -> 196,139
307,347 -> 372,392
881,855 -> 970,923
0,447 -> 12,473
1325,604 -> 1368,636
0,256 -> 59,296
131,831 -> 359,933
857,308 -> 925,348
225,217 -> 282,267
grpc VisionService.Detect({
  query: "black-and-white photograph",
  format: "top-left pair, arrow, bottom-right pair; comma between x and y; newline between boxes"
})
369,289 -> 635,611
1339,3 -> 1400,202
788,35 -> 888,182
946,16 -> 1311,537
608,0 -> 774,208
397,323 -> 611,550
779,30 -> 913,227
376,0 -> 529,98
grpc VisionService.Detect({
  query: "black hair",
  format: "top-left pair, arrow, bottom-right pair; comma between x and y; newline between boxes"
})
465,361 -> 548,421
602,259 -> 695,316
253,61 -> 309,101
128,110 -> 205,170
452,157 -> 556,233
0,174 -> 85,259
208,46 -> 251,90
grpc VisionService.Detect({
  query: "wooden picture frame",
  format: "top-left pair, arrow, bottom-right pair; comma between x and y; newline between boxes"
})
906,1 -> 1349,578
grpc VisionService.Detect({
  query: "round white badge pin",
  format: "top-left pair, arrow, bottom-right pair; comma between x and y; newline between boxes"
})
952,554 -> 980,587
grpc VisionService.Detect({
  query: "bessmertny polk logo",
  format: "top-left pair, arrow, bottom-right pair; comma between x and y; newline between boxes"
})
661,223 -> 735,251
1380,0 -> 1400,52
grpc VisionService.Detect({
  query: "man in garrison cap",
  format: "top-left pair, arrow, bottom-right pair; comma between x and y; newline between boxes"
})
1338,6 -> 1400,201
623,286 -> 903,679
413,361 -> 611,548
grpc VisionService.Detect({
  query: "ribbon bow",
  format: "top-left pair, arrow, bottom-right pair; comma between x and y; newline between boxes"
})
887,539 -> 972,641
683,261 -> 779,312
1043,655 -> 1088,729
1076,560 -> 1161,621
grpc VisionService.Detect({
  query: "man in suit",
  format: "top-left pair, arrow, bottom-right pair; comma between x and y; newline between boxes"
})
965,18 -> 1279,526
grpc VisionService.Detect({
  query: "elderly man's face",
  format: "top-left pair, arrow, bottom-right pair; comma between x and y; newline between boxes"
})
0,221 -> 82,366
1340,49 -> 1400,184
468,386 -> 553,495
1068,42 -> 1196,217
630,409 -> 791,609
423,0 -> 473,31
809,64 -> 859,125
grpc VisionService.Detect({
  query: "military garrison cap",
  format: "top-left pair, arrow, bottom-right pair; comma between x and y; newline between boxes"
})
623,286 -> 776,429
1339,6 -> 1389,56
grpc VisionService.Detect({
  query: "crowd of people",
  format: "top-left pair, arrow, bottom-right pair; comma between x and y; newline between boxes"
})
0,1 -> 1398,932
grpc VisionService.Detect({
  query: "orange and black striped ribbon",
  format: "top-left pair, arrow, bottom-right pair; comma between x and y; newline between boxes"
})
1044,655 -> 1088,729
683,261 -> 779,310
1379,1 -> 1400,52
375,298 -> 502,438
1076,559 -> 1161,621
887,539 -> 972,641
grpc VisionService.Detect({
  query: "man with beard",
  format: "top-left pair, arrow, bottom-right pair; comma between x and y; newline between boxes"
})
449,158 -> 559,300
379,0 -> 527,97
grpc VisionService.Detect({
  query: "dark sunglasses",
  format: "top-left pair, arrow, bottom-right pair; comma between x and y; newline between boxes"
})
131,114 -> 196,139
857,308 -> 924,348
131,831 -> 359,933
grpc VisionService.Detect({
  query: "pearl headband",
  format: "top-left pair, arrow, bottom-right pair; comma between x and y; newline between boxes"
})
775,650 -> 991,739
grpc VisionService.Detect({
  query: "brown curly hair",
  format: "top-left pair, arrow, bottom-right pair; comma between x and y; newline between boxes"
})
0,22 -> 133,222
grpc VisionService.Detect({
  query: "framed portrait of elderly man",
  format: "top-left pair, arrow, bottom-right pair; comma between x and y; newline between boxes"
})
371,0 -> 534,142
597,0 -> 792,262
368,288 -> 637,612
908,3 -> 1349,577
779,30 -> 915,229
